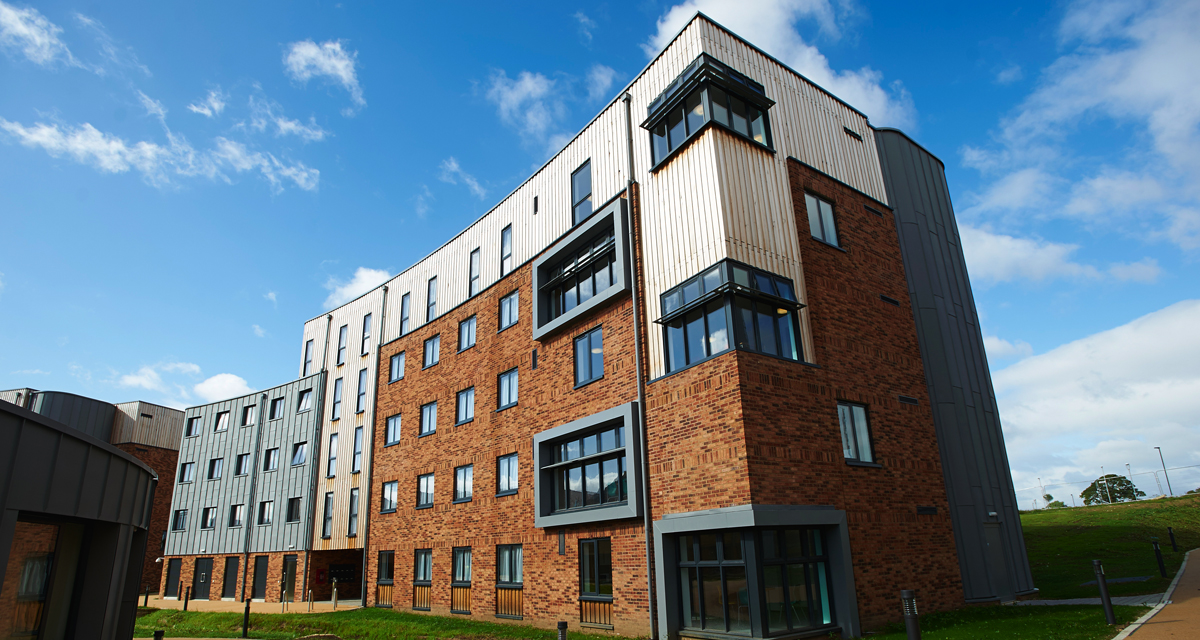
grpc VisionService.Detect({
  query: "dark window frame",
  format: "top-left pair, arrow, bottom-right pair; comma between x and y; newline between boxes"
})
423,335 -> 441,369
497,452 -> 519,497
331,378 -> 344,421
352,426 -> 363,473
297,389 -> 313,413
234,453 -> 250,476
389,351 -> 406,383
336,324 -> 349,366
456,386 -> 475,425
497,367 -> 518,410
469,248 -> 481,297
321,492 -> 334,538
378,550 -> 395,585
214,411 -> 229,432
496,544 -> 523,586
241,405 -> 257,426
419,401 -> 437,437
385,414 -> 402,446
257,500 -> 273,526
269,397 -> 285,420
837,401 -> 875,465
185,416 -> 200,437
501,224 -> 514,276
574,326 -> 605,388
454,464 -> 474,503
327,432 -> 338,478
348,487 -> 360,536
399,292 -> 412,335
578,537 -> 613,600
459,315 -> 477,352
207,457 -> 223,480
303,339 -> 314,376
362,313 -> 373,355
417,472 -> 435,509
805,191 -> 841,248
571,159 -> 594,226
228,503 -> 244,528
356,368 -> 369,413
498,290 -> 519,332
179,461 -> 195,483
427,276 -> 438,322
286,497 -> 303,523
171,509 -> 188,531
200,506 -> 216,530
263,448 -> 279,472
291,441 -> 307,466
380,480 -> 398,513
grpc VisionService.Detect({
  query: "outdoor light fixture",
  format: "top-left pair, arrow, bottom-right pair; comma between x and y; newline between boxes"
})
900,590 -> 920,639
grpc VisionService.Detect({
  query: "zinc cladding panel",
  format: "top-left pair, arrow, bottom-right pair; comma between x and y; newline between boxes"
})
256,374 -> 325,554
29,391 -> 115,443
112,401 -> 185,450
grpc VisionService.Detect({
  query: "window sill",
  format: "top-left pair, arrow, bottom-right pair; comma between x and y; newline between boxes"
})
297,409 -> 311,414
326,475 -> 336,479
581,623 -> 615,631
455,418 -> 474,427
845,460 -> 882,469
495,614 -> 524,620
496,403 -> 518,413
458,344 -> 476,354
352,470 -> 361,475
347,533 -> 357,538
418,431 -> 436,439
550,501 -> 629,516
380,509 -> 397,515
234,473 -> 248,477
389,377 -> 404,384
810,236 -> 848,253
497,321 -> 518,335
574,375 -> 604,390
422,363 -> 439,371
495,490 -> 518,498
200,527 -> 214,531
321,535 -> 331,540
416,504 -> 433,510
330,417 -> 341,422
384,441 -> 401,447
356,410 -> 366,415
452,498 -> 472,504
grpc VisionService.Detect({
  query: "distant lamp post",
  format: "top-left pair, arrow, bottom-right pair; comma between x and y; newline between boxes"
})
1154,447 -> 1174,496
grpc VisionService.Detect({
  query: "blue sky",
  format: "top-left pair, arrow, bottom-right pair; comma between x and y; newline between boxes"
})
2,0 -> 1197,500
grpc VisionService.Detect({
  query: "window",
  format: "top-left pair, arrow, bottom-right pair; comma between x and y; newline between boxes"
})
228,504 -> 244,527
362,313 -> 373,355
270,397 -> 285,420
390,352 -> 405,382
499,291 -> 519,330
263,448 -> 279,471
838,402 -> 873,464
331,378 -> 344,420
497,545 -> 523,584
172,509 -> 187,531
297,389 -> 313,412
241,405 -> 257,426
805,193 -> 839,247
420,402 -> 437,436
287,497 -> 302,523
201,507 -> 216,529
469,249 -> 481,297
414,549 -> 432,582
353,427 -> 363,473
497,453 -> 518,495
574,327 -> 604,386
498,368 -> 518,409
551,425 -> 626,512
676,531 -> 750,634
291,442 -> 307,466
579,538 -> 612,598
348,488 -> 360,535
207,457 -> 223,480
185,417 -> 200,437
453,547 -> 472,584
454,465 -> 473,502
327,433 -> 339,477
303,339 -> 314,376
214,411 -> 229,432
459,316 -> 476,351
179,462 -> 195,483
423,335 -> 440,368
235,453 -> 250,476
572,160 -> 593,225
337,324 -> 349,365
417,473 -> 435,508
456,387 -> 475,424
427,277 -> 438,321
501,225 -> 513,276
378,551 -> 395,585
258,501 -> 273,525
381,481 -> 398,513
322,492 -> 334,537
542,227 -> 616,325
661,260 -> 802,373
385,414 -> 401,445
356,368 -> 369,413
400,293 -> 411,335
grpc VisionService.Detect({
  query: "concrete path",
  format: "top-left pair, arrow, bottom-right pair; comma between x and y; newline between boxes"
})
1122,548 -> 1200,638
141,593 -> 361,613
1009,593 -> 1165,607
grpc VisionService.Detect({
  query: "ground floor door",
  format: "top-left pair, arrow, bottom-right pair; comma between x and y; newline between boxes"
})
222,557 -> 239,599
165,558 -> 181,597
283,555 -> 298,602
192,557 -> 213,600
252,556 -> 268,599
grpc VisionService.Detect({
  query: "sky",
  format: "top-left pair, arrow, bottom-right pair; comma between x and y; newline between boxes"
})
1,0 -> 1197,503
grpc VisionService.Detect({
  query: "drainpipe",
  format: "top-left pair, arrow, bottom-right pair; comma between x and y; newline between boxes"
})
360,285 -> 387,605
302,373 -> 329,602
624,91 -> 657,639
321,314 -> 333,372
240,392 -> 269,602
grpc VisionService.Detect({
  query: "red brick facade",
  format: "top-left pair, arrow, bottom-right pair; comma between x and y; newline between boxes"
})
115,442 -> 178,592
161,551 -> 309,603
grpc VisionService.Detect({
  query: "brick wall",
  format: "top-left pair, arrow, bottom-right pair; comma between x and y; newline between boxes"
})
161,551 -> 309,603
0,521 -> 58,634
115,442 -> 178,592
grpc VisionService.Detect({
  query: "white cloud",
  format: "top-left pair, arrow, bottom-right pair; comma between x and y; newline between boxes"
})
137,91 -> 167,121
643,0 -> 916,129
67,362 -> 90,382
575,11 -> 597,45
160,362 -> 201,374
1108,258 -> 1162,283
252,324 -> 266,337
0,1 -> 78,67
264,291 -> 277,306
586,64 -> 617,102
984,334 -> 1034,360
995,64 -> 1023,85
485,69 -> 569,155
187,89 -> 227,118
959,225 -> 1100,284
283,39 -> 365,113
323,267 -> 390,309
118,361 -> 200,394
960,167 -> 1059,218
73,13 -> 148,77
247,94 -> 328,142
1063,170 -> 1166,219
194,373 -> 254,403
11,368 -> 49,375
414,184 -> 433,218
438,157 -> 486,200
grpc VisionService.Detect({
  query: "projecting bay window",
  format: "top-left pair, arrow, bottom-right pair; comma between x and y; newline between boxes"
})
838,402 -> 874,465
552,427 -> 626,512
496,544 -> 524,618
644,53 -> 774,169
660,260 -> 803,374
451,547 -> 472,614
546,228 -> 615,324
579,538 -> 613,627
413,549 -> 432,610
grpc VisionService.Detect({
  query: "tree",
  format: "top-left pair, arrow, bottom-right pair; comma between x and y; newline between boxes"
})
1046,500 -> 1067,508
1043,493 -> 1054,503
1081,474 -> 1145,505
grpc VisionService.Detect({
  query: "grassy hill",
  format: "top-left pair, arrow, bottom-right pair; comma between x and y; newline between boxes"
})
1020,493 -> 1199,599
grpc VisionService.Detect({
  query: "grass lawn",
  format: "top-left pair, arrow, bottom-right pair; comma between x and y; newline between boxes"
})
1020,493 -> 1199,599
868,605 -> 1148,640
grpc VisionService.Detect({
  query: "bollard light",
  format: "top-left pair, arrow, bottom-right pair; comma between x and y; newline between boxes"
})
557,621 -> 569,640
242,598 -> 250,638
900,590 -> 920,640
1152,540 -> 1168,578
1093,560 -> 1116,625
154,631 -> 164,640
1168,527 -> 1178,552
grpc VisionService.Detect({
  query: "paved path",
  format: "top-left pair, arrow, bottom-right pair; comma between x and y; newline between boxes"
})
141,593 -> 361,613
1123,548 -> 1200,638
1009,593 -> 1165,607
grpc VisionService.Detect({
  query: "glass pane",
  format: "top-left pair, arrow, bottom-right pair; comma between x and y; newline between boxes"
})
681,567 -> 701,628
764,564 -> 786,633
729,95 -> 749,136
594,258 -> 611,291
576,335 -> 589,383
564,281 -> 577,312
754,272 -> 777,296
708,85 -> 729,126
787,563 -> 812,629
686,310 -> 707,363
722,532 -> 742,561
514,547 -> 523,582
777,308 -> 798,360
566,440 -> 580,461
775,278 -> 796,301
853,405 -> 872,463
619,456 -> 628,500
582,434 -> 598,457
598,538 -> 612,595
679,535 -> 694,562
699,534 -> 718,562
498,547 -> 511,583
600,429 -> 616,452
820,200 -> 838,246
809,529 -> 824,556
682,279 -> 700,305
762,530 -> 780,560
602,458 -> 619,503
838,404 -> 856,459
702,266 -> 721,293
568,467 -> 583,508
701,567 -> 725,630
667,323 -> 687,372
706,300 -> 729,354
663,291 -> 682,315
749,106 -> 766,144
756,303 -> 779,356
581,543 -> 596,594
685,88 -> 705,134
785,529 -> 805,558
726,567 -> 751,635
573,164 -> 591,205
584,462 -> 601,505
574,199 -> 593,225
616,426 -> 625,447
590,330 -> 604,381
731,265 -> 751,287
579,271 -> 593,304
653,123 -> 669,163
817,562 -> 832,624
668,107 -> 686,149
805,194 -> 823,239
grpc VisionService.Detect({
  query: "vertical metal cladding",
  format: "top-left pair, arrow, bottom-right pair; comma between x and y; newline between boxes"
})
874,128 -> 1035,601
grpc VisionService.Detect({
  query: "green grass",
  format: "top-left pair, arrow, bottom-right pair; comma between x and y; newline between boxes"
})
134,607 -> 627,640
867,605 -> 1147,640
1020,493 -> 1200,599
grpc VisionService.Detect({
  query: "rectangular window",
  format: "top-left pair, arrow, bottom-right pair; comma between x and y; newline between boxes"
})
327,433 -> 339,477
362,313 -> 373,355
356,368 -> 369,413
235,453 -> 250,476
303,339 -> 314,376
497,544 -> 523,584
459,316 -> 476,351
185,416 -> 200,437
241,405 -> 257,426
805,193 -> 839,247
291,442 -> 307,466
572,160 -> 593,225
378,551 -> 395,584
427,277 -> 438,321
348,488 -> 360,536
417,473 -> 435,507
180,462 -> 195,483
453,547 -> 472,584
423,335 -> 440,368
838,402 -> 874,463
214,411 -> 229,432
263,448 -> 279,471
499,291 -> 519,330
550,426 -> 627,513
400,293 -> 411,335
456,387 -> 475,424
270,396 -> 285,420
381,481 -> 398,513
469,248 -> 481,297
297,389 -> 313,412
574,327 -> 604,386
542,226 -> 617,325
257,501 -> 273,525
337,324 -> 349,365
497,453 -> 518,495
414,549 -> 432,582
287,497 -> 302,523
454,465 -> 473,502
390,352 -> 405,382
579,538 -> 612,597
501,225 -> 513,276
322,492 -> 334,537
228,504 -> 244,527
498,368 -> 518,409
353,426 -> 363,473
172,509 -> 187,531
331,378 -> 343,420
385,414 -> 401,445
420,402 -> 437,436
201,507 -> 216,529
207,457 -> 223,480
